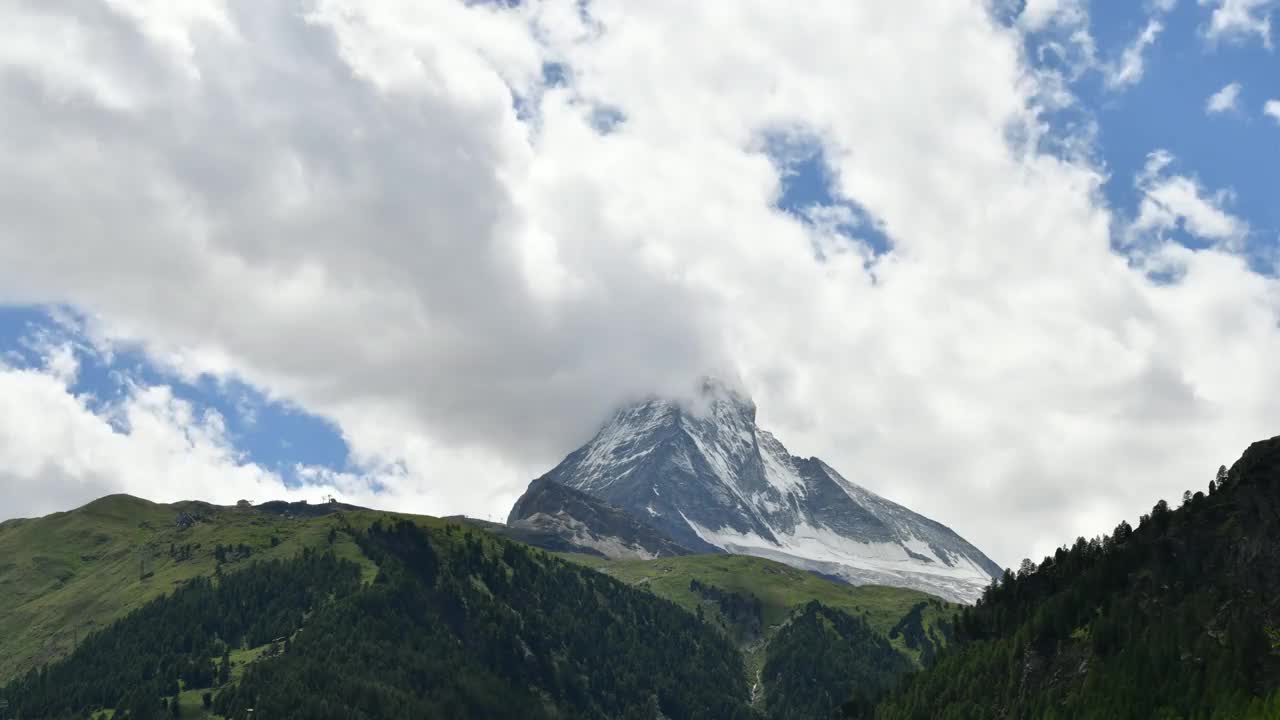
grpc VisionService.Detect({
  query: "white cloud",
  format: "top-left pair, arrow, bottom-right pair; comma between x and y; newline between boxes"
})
1205,81 -> 1243,113
1,0 -> 1279,568
1097,0 -> 1181,92
1265,99 -> 1280,122
1019,0 -> 1088,31
0,357 -> 295,519
0,332 -> 431,520
1199,0 -> 1276,46
1129,150 -> 1249,248
1105,19 -> 1165,89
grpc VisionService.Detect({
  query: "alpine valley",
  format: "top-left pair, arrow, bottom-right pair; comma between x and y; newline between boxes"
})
5,416 -> 1280,717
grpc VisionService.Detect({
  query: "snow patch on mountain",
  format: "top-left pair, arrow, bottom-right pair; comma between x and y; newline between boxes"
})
683,515 -> 996,601
759,430 -> 809,495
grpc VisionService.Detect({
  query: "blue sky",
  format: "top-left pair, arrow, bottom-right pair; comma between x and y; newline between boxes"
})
0,306 -> 352,487
1080,2 -> 1278,253
771,0 -> 1279,268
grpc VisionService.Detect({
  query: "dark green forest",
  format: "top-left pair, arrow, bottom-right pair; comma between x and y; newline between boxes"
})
215,519 -> 756,719
2,549 -> 362,719
2,519 -> 757,720
874,437 -> 1280,719
689,578 -> 765,643
762,601 -> 914,720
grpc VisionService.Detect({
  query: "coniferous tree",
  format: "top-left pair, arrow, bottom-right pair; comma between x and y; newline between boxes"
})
875,437 -> 1280,719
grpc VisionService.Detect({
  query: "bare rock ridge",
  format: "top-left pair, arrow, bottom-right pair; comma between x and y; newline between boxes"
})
508,379 -> 1002,603
503,478 -> 692,559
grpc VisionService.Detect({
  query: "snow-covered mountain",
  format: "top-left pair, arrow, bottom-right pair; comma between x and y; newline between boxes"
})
509,380 -> 1002,603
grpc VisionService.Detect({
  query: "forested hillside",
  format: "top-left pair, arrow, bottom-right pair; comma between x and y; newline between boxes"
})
562,551 -> 955,715
0,495 -> 371,683
1,516 -> 757,719
874,435 -> 1280,719
1,495 -> 959,719
215,519 -> 755,719
564,552 -> 953,662
2,550 -> 362,718
763,601 -> 915,719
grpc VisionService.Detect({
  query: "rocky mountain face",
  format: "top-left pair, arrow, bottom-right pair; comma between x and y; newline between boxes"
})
502,478 -> 691,559
508,380 -> 1002,603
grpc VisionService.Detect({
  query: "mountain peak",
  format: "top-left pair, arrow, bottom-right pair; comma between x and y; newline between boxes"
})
513,387 -> 1001,603
682,376 -> 756,420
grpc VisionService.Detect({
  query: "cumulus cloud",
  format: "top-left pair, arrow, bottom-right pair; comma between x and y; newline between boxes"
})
1199,0 -> 1277,46
2,0 -> 1280,567
1206,81 -> 1243,113
0,354 -> 304,520
1265,99 -> 1280,122
1019,0 -> 1089,31
0,320 -> 423,519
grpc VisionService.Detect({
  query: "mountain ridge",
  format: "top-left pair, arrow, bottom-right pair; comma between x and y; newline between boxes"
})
511,380 -> 1001,603
502,477 -> 692,559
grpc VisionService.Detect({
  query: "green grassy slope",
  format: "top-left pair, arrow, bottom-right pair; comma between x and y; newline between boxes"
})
0,494 -> 373,683
561,551 -> 957,711
565,553 -> 954,651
